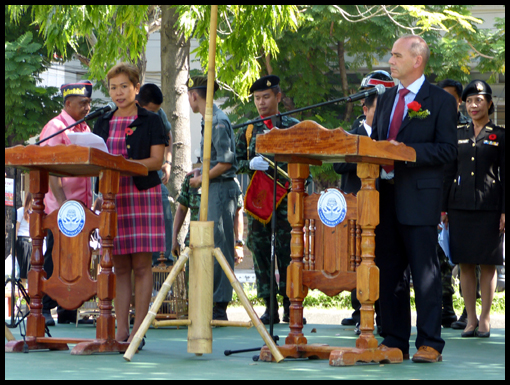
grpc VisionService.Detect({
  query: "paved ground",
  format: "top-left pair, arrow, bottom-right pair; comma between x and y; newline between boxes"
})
5,308 -> 505,380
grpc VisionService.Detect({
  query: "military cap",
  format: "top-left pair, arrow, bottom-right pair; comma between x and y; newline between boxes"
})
249,75 -> 280,93
60,80 -> 93,100
186,76 -> 219,93
462,80 -> 492,102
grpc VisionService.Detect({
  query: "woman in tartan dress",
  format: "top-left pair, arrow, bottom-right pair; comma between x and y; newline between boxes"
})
94,63 -> 167,345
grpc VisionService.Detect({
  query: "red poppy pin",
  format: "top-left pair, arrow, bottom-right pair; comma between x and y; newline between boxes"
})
489,134 -> 497,141
125,127 -> 137,136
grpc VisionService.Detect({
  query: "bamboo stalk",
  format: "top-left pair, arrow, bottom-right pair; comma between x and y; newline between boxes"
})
212,248 -> 284,363
210,320 -> 253,329
199,4 -> 219,222
123,248 -> 190,362
152,319 -> 192,328
187,221 -> 215,355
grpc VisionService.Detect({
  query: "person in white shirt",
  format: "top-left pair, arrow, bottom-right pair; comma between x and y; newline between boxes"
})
15,192 -> 33,287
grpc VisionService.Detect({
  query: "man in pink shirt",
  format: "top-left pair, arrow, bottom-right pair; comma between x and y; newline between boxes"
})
39,81 -> 94,326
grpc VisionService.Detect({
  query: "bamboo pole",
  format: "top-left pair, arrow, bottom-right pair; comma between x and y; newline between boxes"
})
199,4 -> 219,222
212,248 -> 284,363
187,221 -> 215,355
123,248 -> 190,362
5,324 -> 15,342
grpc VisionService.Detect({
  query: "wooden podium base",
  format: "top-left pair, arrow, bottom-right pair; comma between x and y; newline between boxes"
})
259,344 -> 403,366
5,336 -> 129,355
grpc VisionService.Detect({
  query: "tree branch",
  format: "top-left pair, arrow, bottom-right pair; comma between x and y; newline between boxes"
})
466,40 -> 495,60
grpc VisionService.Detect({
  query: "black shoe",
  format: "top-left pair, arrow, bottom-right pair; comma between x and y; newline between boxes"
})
451,308 -> 468,330
461,323 -> 479,338
476,325 -> 491,338
212,302 -> 229,321
42,309 -> 55,327
260,297 -> 279,325
341,317 -> 357,326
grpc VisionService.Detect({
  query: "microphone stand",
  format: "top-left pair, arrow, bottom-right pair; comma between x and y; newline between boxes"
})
36,117 -> 88,146
232,87 -> 381,130
224,159 -> 282,361
35,104 -> 115,146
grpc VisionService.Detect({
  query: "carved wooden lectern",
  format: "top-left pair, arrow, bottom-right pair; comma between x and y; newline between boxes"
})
255,121 -> 416,366
5,145 -> 147,355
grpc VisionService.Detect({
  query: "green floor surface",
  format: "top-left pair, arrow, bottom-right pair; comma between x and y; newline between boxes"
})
5,322 -> 505,380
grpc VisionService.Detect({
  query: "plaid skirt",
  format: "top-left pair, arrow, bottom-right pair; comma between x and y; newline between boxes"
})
107,116 -> 165,255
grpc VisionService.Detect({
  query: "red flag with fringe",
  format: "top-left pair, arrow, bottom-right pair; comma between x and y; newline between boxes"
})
244,171 -> 288,224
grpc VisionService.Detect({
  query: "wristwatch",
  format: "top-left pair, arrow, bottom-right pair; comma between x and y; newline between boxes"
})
164,161 -> 172,166
235,239 -> 245,247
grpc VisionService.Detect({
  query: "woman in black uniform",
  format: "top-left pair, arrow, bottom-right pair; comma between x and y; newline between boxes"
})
443,80 -> 505,338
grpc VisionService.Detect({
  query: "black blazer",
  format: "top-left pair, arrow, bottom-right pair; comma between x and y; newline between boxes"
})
443,121 -> 505,213
93,104 -> 168,191
334,120 -> 368,194
371,80 -> 458,226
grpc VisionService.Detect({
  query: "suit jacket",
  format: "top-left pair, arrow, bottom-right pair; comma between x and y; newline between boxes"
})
334,120 -> 368,194
443,121 -> 505,213
94,104 -> 168,191
371,79 -> 458,226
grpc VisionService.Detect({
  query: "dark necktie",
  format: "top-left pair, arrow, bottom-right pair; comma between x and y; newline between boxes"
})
383,88 -> 410,174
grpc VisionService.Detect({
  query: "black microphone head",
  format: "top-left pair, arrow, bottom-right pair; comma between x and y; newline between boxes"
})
375,84 -> 386,96
105,101 -> 116,111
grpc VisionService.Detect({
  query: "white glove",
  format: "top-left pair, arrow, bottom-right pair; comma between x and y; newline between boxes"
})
249,156 -> 270,171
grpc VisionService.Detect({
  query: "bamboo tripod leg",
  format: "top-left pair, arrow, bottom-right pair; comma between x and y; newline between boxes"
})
123,248 -> 191,362
5,324 -> 16,342
212,248 -> 284,363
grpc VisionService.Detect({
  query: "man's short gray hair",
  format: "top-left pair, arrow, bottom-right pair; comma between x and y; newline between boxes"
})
399,35 -> 430,67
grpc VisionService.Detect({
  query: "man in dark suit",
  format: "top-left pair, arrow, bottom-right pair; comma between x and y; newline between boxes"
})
371,35 -> 458,363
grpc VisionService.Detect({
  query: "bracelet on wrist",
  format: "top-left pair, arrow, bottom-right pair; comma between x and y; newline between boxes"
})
235,239 -> 245,247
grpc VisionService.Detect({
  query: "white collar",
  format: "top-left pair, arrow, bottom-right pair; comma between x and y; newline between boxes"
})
398,74 -> 425,95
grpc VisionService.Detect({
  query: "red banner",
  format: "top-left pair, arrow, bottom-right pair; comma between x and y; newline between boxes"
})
244,171 -> 288,224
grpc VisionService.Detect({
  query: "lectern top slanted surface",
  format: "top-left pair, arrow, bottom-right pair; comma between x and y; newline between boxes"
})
5,144 -> 148,177
255,120 -> 416,165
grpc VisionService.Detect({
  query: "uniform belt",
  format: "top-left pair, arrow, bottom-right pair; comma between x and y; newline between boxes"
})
18,236 -> 32,242
381,178 -> 395,185
209,177 -> 234,184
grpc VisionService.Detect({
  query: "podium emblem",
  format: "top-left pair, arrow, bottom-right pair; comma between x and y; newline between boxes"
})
58,200 -> 86,238
318,189 -> 347,228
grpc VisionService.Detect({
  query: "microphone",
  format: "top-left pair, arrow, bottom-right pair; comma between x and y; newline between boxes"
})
83,102 -> 116,121
346,84 -> 386,103
36,102 -> 116,145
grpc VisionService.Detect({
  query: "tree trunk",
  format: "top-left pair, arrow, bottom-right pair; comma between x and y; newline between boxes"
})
161,6 -> 191,225
337,40 -> 353,123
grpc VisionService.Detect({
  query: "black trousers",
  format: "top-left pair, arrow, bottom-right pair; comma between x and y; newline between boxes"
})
375,181 -> 445,354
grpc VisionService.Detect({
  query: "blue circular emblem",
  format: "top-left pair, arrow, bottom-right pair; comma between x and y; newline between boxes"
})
57,200 -> 86,238
317,189 -> 347,228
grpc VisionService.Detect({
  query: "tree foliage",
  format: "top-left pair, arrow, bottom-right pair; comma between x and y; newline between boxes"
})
173,5 -> 300,101
5,31 -> 61,146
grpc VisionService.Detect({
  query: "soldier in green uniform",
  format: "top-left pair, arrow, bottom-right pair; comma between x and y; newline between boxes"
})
172,173 -> 201,256
187,76 -> 240,321
235,75 -> 299,324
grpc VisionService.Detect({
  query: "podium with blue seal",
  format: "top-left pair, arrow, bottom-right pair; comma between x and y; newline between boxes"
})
5,144 -> 147,355
256,121 -> 416,366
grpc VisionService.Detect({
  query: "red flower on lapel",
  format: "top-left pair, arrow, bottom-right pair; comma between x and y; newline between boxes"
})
489,134 -> 497,141
125,127 -> 137,136
407,101 -> 422,112
407,101 -> 430,120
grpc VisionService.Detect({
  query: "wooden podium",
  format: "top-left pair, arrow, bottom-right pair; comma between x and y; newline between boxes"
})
5,145 -> 147,355
255,121 -> 416,366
